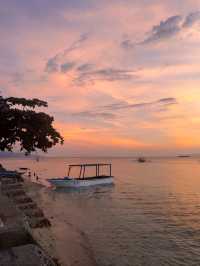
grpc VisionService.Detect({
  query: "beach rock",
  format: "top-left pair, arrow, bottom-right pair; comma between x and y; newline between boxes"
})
23,208 -> 44,218
17,202 -> 38,210
28,217 -> 51,228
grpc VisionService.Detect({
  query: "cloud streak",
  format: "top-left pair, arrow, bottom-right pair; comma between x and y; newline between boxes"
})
74,67 -> 137,84
102,97 -> 177,111
72,97 -> 177,120
72,111 -> 116,120
60,62 -> 75,73
122,11 -> 200,47
183,11 -> 200,28
2,0 -> 200,154
142,15 -> 182,44
45,33 -> 89,73
46,43 -> 138,83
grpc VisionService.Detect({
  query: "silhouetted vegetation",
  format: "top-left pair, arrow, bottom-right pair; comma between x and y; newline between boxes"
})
0,96 -> 63,154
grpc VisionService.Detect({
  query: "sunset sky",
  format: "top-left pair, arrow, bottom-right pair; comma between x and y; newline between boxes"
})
1,0 -> 200,156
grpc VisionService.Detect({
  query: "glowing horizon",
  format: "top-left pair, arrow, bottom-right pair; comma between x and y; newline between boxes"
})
1,1 -> 200,156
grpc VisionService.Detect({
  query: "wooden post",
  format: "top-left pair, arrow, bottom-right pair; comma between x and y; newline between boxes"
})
83,166 -> 85,179
96,165 -> 98,177
67,166 -> 71,177
109,164 -> 112,177
98,164 -> 100,177
79,166 -> 82,179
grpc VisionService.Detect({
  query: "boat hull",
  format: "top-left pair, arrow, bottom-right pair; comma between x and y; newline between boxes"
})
47,177 -> 114,188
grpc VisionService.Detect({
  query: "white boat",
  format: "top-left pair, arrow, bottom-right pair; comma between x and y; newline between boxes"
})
48,176 -> 114,188
47,163 -> 114,188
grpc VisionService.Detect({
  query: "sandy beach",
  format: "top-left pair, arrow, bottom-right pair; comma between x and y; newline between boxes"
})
23,180 -> 98,266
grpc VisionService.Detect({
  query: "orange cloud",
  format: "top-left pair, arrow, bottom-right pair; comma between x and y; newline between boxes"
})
54,122 -> 152,150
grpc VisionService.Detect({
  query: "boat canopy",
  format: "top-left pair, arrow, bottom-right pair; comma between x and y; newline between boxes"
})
67,163 -> 112,179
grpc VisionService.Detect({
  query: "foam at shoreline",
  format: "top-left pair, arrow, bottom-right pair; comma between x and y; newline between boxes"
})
23,180 -> 98,266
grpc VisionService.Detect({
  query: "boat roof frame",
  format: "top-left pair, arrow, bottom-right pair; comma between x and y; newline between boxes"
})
68,163 -> 111,167
67,163 -> 112,179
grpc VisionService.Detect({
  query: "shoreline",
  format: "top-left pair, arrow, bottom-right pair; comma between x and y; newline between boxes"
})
0,169 -> 56,265
0,164 -> 98,266
23,179 -> 98,266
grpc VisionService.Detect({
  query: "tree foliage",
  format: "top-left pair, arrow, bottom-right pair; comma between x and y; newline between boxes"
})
0,96 -> 64,154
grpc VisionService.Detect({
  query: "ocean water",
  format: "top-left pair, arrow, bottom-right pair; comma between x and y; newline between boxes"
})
2,156 -> 200,266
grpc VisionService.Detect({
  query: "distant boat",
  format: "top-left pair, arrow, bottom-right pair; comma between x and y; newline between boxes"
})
137,157 -> 146,163
47,163 -> 114,188
177,155 -> 190,158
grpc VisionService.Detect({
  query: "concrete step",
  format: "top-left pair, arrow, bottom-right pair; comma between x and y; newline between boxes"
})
17,202 -> 38,210
4,189 -> 26,198
1,178 -> 19,185
13,196 -> 33,204
0,244 -> 56,266
1,183 -> 22,191
0,227 -> 33,250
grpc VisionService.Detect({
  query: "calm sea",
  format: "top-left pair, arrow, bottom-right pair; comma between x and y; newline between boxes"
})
2,156 -> 200,266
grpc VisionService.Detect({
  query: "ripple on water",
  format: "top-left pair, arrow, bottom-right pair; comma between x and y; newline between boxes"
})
3,157 -> 200,266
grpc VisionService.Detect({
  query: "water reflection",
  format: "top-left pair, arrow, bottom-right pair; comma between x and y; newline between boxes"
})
2,157 -> 200,265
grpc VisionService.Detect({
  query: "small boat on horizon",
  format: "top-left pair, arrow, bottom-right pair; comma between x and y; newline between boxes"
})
47,163 -> 114,188
177,155 -> 191,158
137,157 -> 147,163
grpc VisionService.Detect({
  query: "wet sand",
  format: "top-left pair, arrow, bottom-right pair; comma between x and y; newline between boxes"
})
23,181 -> 98,266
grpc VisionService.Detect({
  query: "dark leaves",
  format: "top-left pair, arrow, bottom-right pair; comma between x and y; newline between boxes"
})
0,96 -> 63,154
6,97 -> 48,108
